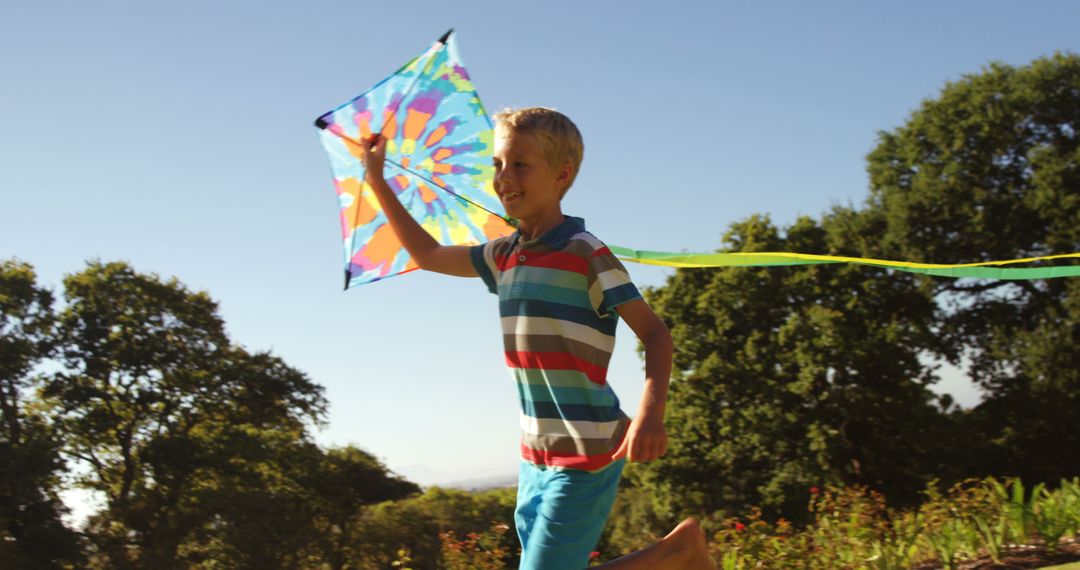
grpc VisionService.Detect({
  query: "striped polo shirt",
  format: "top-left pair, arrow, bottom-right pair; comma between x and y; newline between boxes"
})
470,216 -> 642,471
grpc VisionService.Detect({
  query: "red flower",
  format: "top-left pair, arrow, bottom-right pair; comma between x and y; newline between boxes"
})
810,487 -> 820,494
734,522 -> 746,531
590,551 -> 601,560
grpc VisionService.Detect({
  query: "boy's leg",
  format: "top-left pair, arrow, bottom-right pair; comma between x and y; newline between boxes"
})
517,459 -> 625,570
515,460 -> 544,553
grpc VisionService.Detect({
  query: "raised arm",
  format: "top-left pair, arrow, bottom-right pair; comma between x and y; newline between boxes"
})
360,135 -> 478,277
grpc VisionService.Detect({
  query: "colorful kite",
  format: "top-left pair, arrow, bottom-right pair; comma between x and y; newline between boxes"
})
315,31 -> 1080,286
315,30 -> 514,288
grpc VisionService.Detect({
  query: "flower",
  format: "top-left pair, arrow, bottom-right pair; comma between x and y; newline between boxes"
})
810,487 -> 820,494
734,522 -> 746,531
590,551 -> 601,560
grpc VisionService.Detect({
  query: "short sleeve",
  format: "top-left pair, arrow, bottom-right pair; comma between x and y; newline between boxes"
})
587,242 -> 643,316
470,237 -> 510,295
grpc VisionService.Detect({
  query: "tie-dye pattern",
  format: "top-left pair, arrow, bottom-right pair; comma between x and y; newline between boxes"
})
315,31 -> 514,288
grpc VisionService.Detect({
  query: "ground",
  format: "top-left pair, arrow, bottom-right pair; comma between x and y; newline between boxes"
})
912,537 -> 1080,569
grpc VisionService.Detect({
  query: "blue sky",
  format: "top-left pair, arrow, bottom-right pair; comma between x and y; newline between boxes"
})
3,1 -> 1078,489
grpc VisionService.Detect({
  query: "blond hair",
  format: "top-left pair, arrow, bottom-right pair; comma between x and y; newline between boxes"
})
493,107 -> 584,193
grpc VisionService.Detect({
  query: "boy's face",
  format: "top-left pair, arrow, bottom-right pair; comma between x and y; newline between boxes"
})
492,128 -> 571,222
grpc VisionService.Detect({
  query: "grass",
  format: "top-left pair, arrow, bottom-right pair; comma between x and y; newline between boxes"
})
701,477 -> 1080,570
434,477 -> 1080,570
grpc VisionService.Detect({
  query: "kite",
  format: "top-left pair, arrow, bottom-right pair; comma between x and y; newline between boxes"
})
314,30 -> 514,288
315,30 -> 1080,287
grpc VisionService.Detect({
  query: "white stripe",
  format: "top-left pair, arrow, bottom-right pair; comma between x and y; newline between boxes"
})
501,316 -> 615,352
594,267 -> 632,291
520,413 -> 621,439
571,231 -> 605,250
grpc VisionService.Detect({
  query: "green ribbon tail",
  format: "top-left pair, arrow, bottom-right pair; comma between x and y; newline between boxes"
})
608,246 -> 1080,281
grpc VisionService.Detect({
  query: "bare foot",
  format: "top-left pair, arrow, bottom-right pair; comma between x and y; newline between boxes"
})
660,518 -> 716,570
593,517 -> 716,570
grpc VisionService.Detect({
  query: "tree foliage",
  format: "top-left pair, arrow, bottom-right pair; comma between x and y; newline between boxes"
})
619,215 -> 953,531
0,260 -> 421,568
351,486 -> 517,569
610,52 -> 1080,545
0,259 -> 85,568
35,261 -> 327,567
864,53 -> 1080,480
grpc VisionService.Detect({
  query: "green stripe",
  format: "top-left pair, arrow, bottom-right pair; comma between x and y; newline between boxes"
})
609,246 -> 1080,280
511,265 -> 588,290
498,281 -> 593,309
514,368 -> 597,390
865,264 -> 1080,280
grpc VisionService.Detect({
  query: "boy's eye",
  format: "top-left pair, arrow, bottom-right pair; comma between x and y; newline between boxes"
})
492,160 -> 526,170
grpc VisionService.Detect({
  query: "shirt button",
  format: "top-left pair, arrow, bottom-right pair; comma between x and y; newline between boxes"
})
518,255 -> 527,262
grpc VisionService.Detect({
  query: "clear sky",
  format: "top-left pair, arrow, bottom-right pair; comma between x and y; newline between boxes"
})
3,1 -> 1079,488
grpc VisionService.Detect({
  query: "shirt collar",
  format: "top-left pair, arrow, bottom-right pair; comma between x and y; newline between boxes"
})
515,216 -> 586,250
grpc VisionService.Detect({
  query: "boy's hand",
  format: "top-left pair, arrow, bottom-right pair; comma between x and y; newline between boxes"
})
360,134 -> 387,185
612,414 -> 667,463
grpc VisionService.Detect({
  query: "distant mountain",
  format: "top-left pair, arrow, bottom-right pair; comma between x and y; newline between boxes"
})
392,464 -> 516,490
438,473 -> 518,491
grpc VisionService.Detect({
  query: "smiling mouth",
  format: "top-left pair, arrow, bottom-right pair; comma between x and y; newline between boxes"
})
502,191 -> 523,202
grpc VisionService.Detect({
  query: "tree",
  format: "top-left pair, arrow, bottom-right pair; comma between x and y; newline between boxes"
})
36,260 -> 424,568
160,437 -> 419,569
615,215 -> 954,540
40,261 -> 330,567
304,445 -> 421,570
864,52 -> 1080,480
607,54 -> 1080,544
0,259 -> 84,568
351,486 -> 517,570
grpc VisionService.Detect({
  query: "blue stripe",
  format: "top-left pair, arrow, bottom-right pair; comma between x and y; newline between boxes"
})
497,281 -> 593,310
520,399 -> 623,422
470,244 -> 496,294
499,298 -> 618,336
600,283 -> 642,314
518,382 -> 617,407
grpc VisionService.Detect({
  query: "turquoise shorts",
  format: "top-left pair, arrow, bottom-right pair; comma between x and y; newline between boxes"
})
515,459 -> 625,570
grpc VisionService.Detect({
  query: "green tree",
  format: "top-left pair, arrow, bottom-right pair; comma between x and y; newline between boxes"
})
38,260 -> 423,568
0,259 -> 85,568
609,53 -> 1080,546
863,52 -> 1080,481
164,437 -> 418,569
615,215 -> 953,541
36,261 -> 326,567
352,486 -> 517,570
300,445 -> 421,570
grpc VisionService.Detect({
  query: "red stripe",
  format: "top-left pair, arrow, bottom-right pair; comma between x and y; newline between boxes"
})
591,246 -> 612,257
504,351 -> 607,385
526,251 -> 589,274
495,251 -> 588,274
520,443 -> 619,471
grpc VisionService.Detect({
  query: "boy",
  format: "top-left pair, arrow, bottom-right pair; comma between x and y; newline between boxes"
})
361,107 -> 714,569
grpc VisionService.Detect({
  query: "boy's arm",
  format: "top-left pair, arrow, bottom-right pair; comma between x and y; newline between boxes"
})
611,298 -> 672,463
360,135 -> 478,278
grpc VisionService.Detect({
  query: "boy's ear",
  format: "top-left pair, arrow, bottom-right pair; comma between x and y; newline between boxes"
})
556,161 -> 574,190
